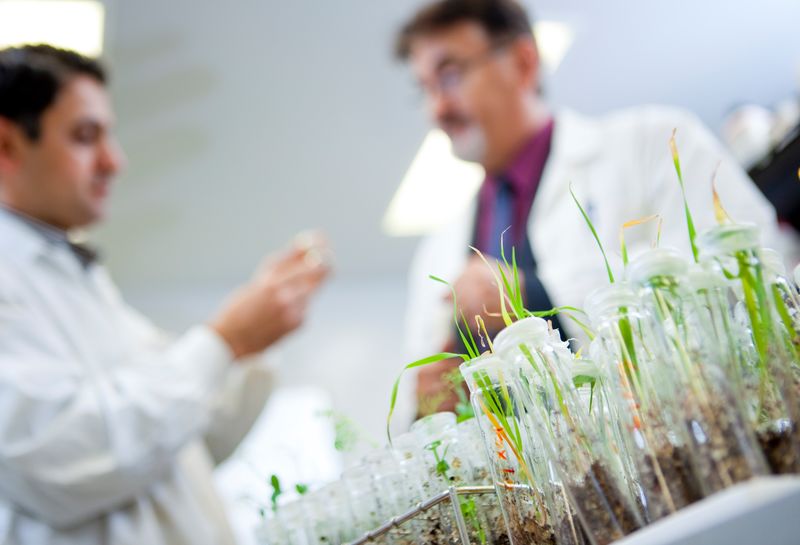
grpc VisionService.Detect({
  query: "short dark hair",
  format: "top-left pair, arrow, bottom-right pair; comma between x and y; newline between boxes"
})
395,0 -> 534,60
0,44 -> 107,141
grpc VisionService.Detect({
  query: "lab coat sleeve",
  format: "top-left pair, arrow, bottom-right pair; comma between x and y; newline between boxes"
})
97,272 -> 275,466
404,234 -> 452,362
203,357 -> 275,465
0,287 -> 232,529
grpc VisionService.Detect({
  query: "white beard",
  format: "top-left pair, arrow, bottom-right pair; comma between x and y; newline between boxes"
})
449,124 -> 486,164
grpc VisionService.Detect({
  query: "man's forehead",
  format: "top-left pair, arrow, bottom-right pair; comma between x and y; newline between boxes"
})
409,21 -> 491,69
48,75 -> 114,124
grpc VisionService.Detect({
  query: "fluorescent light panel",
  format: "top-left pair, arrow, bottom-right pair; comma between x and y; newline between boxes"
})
383,21 -> 574,237
534,20 -> 574,73
383,130 -> 483,236
0,0 -> 105,57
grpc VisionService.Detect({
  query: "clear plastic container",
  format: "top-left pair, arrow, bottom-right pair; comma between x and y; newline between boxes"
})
493,316 -> 643,545
628,248 -> 769,495
254,512 -> 288,545
341,463 -> 392,544
462,350 -> 586,545
456,418 -> 507,545
697,224 -> 800,474
585,281 -> 702,522
391,432 -> 452,544
304,484 -> 350,545
411,412 -> 496,545
362,449 -> 422,545
278,500 -> 317,545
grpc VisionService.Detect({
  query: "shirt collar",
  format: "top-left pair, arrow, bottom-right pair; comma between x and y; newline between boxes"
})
0,205 -> 98,268
486,117 -> 555,192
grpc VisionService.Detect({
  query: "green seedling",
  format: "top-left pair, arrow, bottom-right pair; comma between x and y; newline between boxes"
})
387,275 -> 485,443
269,474 -> 282,513
444,367 -> 475,423
426,439 -> 487,544
669,130 -> 699,263
317,409 -> 378,452
571,184 -> 644,375
570,184 -> 615,283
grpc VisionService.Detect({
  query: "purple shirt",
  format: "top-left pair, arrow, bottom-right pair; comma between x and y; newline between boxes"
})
475,118 -> 555,251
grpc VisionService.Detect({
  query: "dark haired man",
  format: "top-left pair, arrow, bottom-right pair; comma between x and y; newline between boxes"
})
396,0 -> 787,414
0,44 -> 329,544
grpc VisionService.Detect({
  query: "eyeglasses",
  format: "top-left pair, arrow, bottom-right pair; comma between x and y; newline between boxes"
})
417,41 -> 512,99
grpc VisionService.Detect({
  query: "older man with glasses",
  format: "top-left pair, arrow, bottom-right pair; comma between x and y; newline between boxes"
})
396,0 -> 788,416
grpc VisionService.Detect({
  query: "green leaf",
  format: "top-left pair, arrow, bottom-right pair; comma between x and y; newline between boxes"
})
295,483 -> 309,495
455,400 -> 475,422
529,305 -> 596,340
573,374 -> 596,388
430,275 -> 480,359
570,184 -> 615,283
669,130 -> 699,263
269,474 -> 282,512
386,352 -> 466,444
470,246 -> 514,327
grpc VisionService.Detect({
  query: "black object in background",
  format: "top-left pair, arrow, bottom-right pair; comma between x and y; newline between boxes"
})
749,123 -> 800,231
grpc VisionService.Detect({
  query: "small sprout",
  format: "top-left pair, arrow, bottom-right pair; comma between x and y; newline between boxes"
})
426,439 -> 451,479
269,474 -> 282,512
317,410 -> 377,452
295,483 -> 309,495
444,368 -> 475,423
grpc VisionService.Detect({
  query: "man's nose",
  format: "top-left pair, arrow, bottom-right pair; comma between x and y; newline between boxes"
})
427,89 -> 457,126
99,137 -> 126,175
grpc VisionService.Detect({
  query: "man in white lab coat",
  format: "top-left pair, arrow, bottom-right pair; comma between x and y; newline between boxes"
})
0,45 -> 329,544
395,0 -> 789,414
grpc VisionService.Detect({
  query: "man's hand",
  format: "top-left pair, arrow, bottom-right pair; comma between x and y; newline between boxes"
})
450,255 -> 525,334
210,234 -> 331,359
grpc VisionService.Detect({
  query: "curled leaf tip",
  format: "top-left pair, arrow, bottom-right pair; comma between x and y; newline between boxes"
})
711,163 -> 732,225
669,128 -> 679,159
620,214 -> 660,266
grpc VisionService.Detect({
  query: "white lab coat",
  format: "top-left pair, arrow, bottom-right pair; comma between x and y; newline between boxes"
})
0,209 -> 273,544
404,105 -> 789,366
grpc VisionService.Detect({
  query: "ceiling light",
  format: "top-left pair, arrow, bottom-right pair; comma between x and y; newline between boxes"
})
534,20 -> 574,73
0,0 -> 105,57
382,129 -> 483,237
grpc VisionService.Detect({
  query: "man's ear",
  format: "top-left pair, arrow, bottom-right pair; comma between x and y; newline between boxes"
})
0,118 -> 25,177
511,37 -> 540,93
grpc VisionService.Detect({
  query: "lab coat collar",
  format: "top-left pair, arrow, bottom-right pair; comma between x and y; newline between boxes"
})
551,108 -> 602,165
0,207 -> 91,277
529,108 -> 602,223
0,206 -> 51,264
419,108 -> 603,278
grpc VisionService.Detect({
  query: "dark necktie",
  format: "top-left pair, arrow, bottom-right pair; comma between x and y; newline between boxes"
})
488,177 -> 515,259
487,176 -> 566,336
